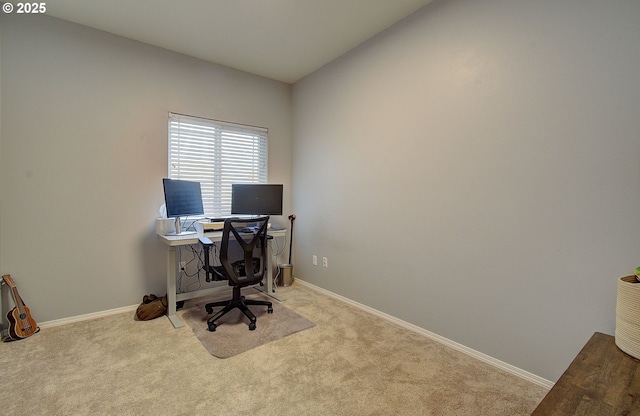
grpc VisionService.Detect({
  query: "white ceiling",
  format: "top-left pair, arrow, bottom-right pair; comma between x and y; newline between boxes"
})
44,0 -> 434,84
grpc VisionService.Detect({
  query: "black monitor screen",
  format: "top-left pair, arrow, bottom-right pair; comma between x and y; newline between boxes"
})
231,184 -> 283,216
163,178 -> 204,218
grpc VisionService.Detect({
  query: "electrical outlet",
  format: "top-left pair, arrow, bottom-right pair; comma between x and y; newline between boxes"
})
312,255 -> 318,266
323,257 -> 328,268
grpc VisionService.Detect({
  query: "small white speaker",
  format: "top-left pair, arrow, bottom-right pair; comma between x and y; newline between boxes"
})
156,218 -> 176,235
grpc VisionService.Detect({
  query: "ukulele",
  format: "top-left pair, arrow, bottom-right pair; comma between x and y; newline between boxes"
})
2,274 -> 39,341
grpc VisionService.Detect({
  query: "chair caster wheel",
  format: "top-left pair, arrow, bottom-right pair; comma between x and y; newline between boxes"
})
205,306 -> 213,314
208,322 -> 217,332
249,322 -> 256,331
267,306 -> 273,314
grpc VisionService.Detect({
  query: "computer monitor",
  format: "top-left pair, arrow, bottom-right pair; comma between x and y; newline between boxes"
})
231,184 -> 283,216
162,178 -> 204,235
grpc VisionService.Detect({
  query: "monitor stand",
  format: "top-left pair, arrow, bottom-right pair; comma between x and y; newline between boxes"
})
166,216 -> 196,236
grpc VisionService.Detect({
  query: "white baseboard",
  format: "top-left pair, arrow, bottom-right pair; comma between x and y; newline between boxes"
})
295,278 -> 554,390
39,304 -> 139,329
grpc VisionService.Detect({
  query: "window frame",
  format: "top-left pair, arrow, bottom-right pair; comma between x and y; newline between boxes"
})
168,112 -> 269,217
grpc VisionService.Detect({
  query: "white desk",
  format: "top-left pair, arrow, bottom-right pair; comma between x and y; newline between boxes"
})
157,228 -> 286,328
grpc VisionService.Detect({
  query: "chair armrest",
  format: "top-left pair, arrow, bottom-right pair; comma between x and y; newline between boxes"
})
199,237 -> 213,247
200,237 -> 214,282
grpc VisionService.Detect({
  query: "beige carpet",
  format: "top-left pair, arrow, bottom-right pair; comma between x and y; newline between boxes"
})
0,283 -> 548,415
181,291 -> 315,358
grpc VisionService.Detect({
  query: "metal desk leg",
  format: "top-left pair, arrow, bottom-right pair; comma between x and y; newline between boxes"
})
255,239 -> 285,301
166,245 -> 184,328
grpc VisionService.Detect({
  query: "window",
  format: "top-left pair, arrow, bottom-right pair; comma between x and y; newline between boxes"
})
168,112 -> 268,217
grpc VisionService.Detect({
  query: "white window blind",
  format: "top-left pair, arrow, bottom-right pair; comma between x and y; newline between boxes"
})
168,112 -> 268,216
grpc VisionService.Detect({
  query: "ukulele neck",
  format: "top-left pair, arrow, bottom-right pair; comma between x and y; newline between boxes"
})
2,275 -> 27,318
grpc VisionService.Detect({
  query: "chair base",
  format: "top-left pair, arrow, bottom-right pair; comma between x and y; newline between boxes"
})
205,287 -> 273,331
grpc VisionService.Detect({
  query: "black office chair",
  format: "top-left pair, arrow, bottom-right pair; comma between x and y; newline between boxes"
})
199,216 -> 273,331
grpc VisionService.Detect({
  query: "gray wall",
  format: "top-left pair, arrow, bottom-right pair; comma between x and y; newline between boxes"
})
0,14 -> 292,321
292,0 -> 640,382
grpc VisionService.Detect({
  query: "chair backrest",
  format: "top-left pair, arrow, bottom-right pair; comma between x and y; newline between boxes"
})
219,216 -> 270,287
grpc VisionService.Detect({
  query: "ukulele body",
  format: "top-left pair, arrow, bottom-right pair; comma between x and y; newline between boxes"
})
6,303 -> 39,340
